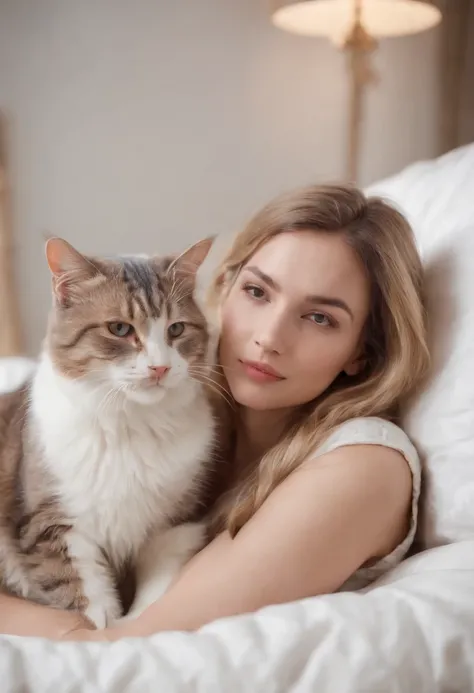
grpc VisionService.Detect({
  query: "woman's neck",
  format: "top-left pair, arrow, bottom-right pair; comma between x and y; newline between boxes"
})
234,406 -> 292,471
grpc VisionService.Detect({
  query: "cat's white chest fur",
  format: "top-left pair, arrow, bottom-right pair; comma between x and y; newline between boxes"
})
30,357 -> 214,568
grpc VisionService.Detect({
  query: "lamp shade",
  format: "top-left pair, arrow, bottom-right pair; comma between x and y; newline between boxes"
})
271,0 -> 441,42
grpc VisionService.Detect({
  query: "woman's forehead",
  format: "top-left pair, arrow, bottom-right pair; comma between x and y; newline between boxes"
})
245,231 -> 370,305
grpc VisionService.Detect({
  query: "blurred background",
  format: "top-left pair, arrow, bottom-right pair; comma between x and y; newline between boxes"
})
0,0 -> 472,353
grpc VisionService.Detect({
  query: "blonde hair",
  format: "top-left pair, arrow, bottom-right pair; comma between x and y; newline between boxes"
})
209,184 -> 429,536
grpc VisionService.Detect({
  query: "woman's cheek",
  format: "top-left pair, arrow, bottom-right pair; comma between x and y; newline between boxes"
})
298,336 -> 352,378
222,296 -> 252,341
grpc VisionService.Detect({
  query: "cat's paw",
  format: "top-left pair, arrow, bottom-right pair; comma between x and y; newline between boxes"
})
84,603 -> 108,630
85,598 -> 122,629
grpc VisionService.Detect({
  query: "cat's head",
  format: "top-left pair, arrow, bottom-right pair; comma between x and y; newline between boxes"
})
45,237 -> 215,405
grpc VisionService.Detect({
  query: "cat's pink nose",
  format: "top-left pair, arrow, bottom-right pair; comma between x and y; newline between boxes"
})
148,365 -> 170,381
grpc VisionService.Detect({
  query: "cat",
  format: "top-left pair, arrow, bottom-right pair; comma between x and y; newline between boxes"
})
0,235 -> 217,627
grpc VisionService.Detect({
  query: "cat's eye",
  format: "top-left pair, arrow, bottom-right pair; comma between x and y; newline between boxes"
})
108,322 -> 133,338
168,322 -> 185,339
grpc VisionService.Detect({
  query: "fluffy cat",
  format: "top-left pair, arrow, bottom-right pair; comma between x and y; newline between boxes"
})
0,236 -> 216,627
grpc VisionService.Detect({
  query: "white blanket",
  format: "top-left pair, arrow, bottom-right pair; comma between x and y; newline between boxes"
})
3,144 -> 474,690
2,541 -> 474,692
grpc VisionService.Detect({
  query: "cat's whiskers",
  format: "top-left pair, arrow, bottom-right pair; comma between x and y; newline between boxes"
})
95,388 -> 115,416
167,275 -> 190,305
188,370 -> 230,400
188,369 -> 235,410
172,284 -> 195,306
175,290 -> 195,305
96,384 -> 125,416
189,363 -> 240,378
187,364 -> 231,390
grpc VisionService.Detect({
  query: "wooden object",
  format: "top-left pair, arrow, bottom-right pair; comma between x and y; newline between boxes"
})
0,114 -> 22,356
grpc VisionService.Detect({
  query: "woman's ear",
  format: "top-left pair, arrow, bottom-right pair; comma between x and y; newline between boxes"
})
343,354 -> 366,376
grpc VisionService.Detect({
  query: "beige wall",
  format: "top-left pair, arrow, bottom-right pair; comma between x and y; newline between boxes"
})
0,0 -> 441,353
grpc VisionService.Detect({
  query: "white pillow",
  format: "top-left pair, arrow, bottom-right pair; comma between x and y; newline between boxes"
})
0,357 -> 36,394
367,143 -> 474,548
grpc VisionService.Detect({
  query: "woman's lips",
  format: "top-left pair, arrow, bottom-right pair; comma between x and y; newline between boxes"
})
239,360 -> 284,383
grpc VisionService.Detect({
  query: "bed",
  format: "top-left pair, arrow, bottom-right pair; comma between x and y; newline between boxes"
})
2,143 -> 474,691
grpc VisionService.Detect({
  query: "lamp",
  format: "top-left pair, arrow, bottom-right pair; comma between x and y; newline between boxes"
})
270,0 -> 442,182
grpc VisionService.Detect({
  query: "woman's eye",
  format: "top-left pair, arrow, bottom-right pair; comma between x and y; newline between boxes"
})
168,321 -> 185,339
108,322 -> 133,337
244,284 -> 265,299
308,312 -> 332,327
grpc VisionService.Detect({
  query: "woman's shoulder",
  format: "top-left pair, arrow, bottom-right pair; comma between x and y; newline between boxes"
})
310,416 -> 421,585
314,416 -> 420,472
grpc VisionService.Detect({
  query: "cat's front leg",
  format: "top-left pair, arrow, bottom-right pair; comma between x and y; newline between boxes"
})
0,546 -> 30,598
66,530 -> 122,628
123,522 -> 206,622
20,519 -> 121,628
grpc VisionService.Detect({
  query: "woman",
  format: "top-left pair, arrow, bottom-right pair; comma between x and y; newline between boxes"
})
0,184 -> 429,640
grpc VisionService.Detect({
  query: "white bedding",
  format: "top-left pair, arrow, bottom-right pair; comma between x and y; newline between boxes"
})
2,541 -> 474,692
3,146 -> 474,691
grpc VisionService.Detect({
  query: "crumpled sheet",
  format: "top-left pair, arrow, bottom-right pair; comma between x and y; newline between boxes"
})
2,541 -> 474,692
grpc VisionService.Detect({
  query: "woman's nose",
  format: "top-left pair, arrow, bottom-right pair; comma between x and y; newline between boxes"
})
255,337 -> 279,353
254,315 -> 286,355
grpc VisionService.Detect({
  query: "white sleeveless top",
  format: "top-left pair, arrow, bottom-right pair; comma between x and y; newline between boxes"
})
313,416 -> 421,592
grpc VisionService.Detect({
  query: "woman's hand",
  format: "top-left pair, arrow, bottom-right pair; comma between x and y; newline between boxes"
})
0,590 -> 142,642
0,592 -> 98,640
59,626 -> 108,642
0,592 -> 142,642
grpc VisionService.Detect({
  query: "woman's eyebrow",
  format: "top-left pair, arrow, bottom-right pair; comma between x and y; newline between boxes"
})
245,266 -> 279,290
305,295 -> 354,320
245,265 -> 354,320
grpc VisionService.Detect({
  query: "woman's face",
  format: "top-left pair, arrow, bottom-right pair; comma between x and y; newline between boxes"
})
219,230 -> 371,411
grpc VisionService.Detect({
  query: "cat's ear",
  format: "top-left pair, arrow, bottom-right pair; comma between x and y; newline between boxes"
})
45,237 -> 101,306
171,237 -> 215,278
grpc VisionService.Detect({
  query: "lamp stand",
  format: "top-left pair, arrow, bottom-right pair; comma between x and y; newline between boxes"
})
342,0 -> 377,183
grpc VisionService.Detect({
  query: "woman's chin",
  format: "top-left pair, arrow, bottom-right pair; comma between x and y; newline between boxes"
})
229,382 -> 284,411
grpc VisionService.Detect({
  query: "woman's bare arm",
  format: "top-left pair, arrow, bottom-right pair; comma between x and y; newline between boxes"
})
0,444 -> 411,641
107,444 -> 412,639
0,592 -> 95,638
